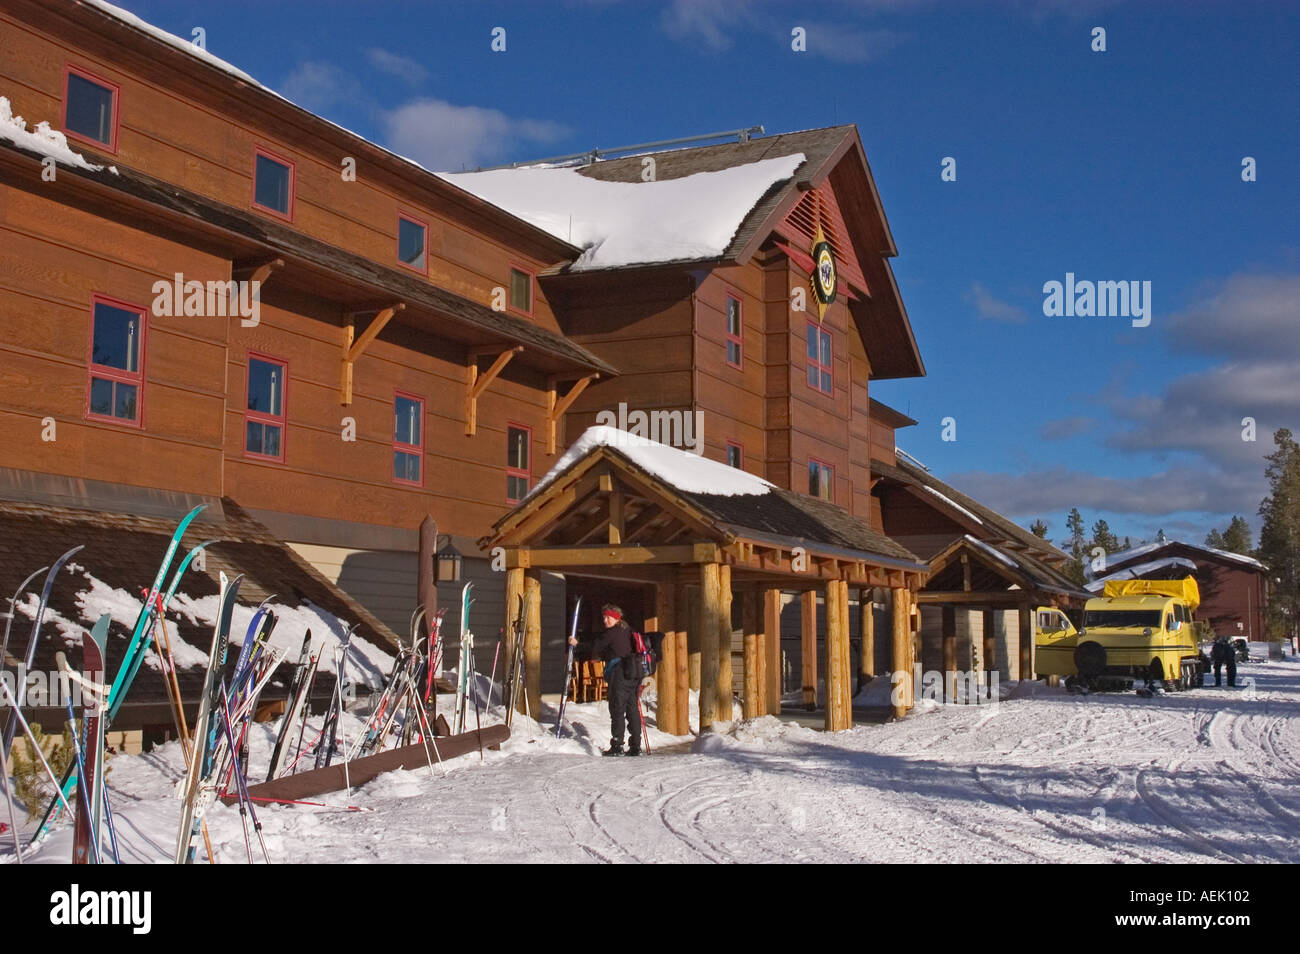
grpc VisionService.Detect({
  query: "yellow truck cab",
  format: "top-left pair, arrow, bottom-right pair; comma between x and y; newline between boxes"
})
1034,606 -> 1079,677
1073,577 -> 1203,690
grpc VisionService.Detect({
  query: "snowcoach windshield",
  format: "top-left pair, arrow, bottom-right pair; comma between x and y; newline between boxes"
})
1083,609 -> 1163,629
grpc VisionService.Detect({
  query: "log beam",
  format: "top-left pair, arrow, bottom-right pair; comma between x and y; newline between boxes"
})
340,303 -> 404,405
546,374 -> 599,454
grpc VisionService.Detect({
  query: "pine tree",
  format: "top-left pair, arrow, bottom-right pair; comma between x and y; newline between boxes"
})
1091,518 -> 1120,553
1223,515 -> 1253,555
1063,508 -> 1087,583
1030,519 -> 1049,539
1258,429 -> 1300,642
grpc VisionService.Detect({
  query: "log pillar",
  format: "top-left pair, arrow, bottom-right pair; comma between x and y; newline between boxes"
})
859,587 -> 874,683
801,590 -> 818,710
686,587 -> 701,691
824,579 -> 852,731
653,584 -> 678,735
891,586 -> 911,719
675,629 -> 689,734
983,608 -> 997,699
1019,602 -> 1034,682
840,581 -> 853,724
942,604 -> 957,703
698,563 -> 721,730
418,516 -> 438,647
742,590 -> 760,720
717,564 -> 733,720
763,588 -> 782,715
522,571 -> 542,721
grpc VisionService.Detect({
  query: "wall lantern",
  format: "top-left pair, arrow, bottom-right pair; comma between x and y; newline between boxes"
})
435,536 -> 462,584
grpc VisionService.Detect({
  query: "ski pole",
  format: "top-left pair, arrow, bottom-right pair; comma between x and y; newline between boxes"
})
55,660 -> 102,865
0,680 -> 77,849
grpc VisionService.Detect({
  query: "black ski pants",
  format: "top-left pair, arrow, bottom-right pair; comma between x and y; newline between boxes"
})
606,660 -> 642,749
1214,657 -> 1236,686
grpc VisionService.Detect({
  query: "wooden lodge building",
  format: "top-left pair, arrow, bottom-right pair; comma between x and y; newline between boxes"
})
0,0 -> 1077,734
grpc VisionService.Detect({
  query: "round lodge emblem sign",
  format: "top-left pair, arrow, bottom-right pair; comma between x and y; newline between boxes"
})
812,239 -> 837,305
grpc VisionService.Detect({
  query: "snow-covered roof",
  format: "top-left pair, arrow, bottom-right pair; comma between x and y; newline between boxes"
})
964,534 -> 1017,569
1085,556 -> 1200,592
1095,539 -> 1265,576
0,95 -> 114,174
440,155 -> 805,270
922,485 -> 984,526
527,426 -> 774,500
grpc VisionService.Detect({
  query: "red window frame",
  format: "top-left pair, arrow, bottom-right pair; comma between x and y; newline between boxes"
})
505,422 -> 532,503
809,457 -> 834,502
725,440 -> 744,470
508,264 -> 534,318
806,321 -> 833,396
392,390 -> 424,487
396,211 -> 429,275
724,295 -> 743,369
62,63 -> 120,154
251,145 -> 296,221
243,351 -> 288,463
85,294 -> 146,428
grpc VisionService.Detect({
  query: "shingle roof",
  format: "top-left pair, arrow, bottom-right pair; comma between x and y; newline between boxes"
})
872,455 -> 1070,563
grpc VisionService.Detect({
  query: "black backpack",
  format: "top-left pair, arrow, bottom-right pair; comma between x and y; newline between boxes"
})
629,630 -> 664,679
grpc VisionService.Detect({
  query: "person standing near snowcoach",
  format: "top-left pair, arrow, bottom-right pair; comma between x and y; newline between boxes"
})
1211,635 -> 1237,687
570,603 -> 642,756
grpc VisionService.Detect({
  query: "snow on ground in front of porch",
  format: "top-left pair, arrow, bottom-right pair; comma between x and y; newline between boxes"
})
528,425 -> 775,499
440,153 -> 805,270
9,659 -> 1299,864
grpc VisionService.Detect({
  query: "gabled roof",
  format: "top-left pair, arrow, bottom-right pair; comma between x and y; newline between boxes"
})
487,427 -> 924,570
1085,556 -> 1200,592
926,535 -> 1091,602
872,453 -> 1071,565
1093,540 -> 1266,575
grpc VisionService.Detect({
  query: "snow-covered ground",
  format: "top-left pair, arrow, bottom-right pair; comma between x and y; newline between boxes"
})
7,661 -> 1299,864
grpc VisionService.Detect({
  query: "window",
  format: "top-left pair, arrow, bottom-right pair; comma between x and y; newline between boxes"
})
725,296 -> 742,368
726,441 -> 743,469
397,214 -> 427,273
506,424 -> 531,502
393,392 -> 423,485
809,458 -> 833,501
63,66 -> 118,151
244,354 -> 286,461
86,296 -> 145,425
252,147 -> 294,219
806,322 -> 832,395
509,267 -> 533,316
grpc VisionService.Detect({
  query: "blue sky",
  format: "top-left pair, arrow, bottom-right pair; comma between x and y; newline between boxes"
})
115,0 -> 1299,551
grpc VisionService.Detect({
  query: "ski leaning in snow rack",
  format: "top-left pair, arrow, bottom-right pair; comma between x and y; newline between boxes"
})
453,582 -> 474,735
175,571 -> 242,864
503,588 -> 534,729
555,597 -> 582,738
266,630 -> 313,781
32,507 -> 209,848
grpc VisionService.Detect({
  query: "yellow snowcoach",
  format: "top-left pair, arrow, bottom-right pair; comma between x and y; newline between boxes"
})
1034,606 -> 1079,678
1072,578 -> 1204,692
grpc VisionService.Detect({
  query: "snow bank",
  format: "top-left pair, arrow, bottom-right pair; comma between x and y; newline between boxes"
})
0,96 -> 111,173
527,425 -> 774,501
441,154 -> 805,269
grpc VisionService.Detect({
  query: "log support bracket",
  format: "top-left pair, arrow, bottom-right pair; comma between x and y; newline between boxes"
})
466,345 -> 524,435
340,303 -> 405,405
546,373 -> 599,454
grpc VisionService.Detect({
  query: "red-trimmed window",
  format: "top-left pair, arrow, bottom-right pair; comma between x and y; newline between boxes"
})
806,322 -> 832,395
86,295 -> 145,426
397,213 -> 428,273
63,65 -> 119,153
724,295 -> 743,368
393,392 -> 423,485
509,266 -> 533,317
506,423 -> 532,502
244,354 -> 287,462
726,441 -> 743,469
252,147 -> 295,220
809,458 -> 833,501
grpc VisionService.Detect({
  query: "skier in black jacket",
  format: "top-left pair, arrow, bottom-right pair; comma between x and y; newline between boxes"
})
570,603 -> 642,756
1210,635 -> 1237,687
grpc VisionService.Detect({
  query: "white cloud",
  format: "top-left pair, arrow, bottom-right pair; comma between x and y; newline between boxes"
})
381,98 -> 568,172
965,282 -> 1027,323
1165,273 -> 1300,360
1041,416 -> 1095,440
279,61 -> 363,113
366,48 -> 429,86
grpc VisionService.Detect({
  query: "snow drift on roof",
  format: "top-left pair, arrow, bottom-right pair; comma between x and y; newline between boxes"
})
527,426 -> 774,500
440,154 -> 805,270
1094,540 -> 1265,576
0,96 -> 113,173
922,485 -> 983,525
